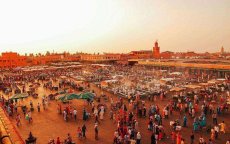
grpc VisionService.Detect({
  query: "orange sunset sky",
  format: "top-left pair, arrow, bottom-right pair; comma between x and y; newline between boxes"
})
0,0 -> 229,54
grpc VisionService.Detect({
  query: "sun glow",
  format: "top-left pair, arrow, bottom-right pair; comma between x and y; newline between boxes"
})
0,0 -> 229,54
0,0 -> 121,53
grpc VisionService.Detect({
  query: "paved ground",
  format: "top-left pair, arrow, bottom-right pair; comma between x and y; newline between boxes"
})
1,82 -> 229,144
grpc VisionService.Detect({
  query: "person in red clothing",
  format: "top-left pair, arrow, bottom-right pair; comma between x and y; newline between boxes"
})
176,132 -> 182,144
158,130 -> 163,140
171,131 -> 176,143
194,104 -> 199,113
56,137 -> 60,144
77,127 -> 82,138
66,105 -> 70,114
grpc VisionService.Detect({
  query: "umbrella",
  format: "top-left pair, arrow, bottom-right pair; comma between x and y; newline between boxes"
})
79,92 -> 95,100
58,90 -> 66,94
57,93 -> 67,101
39,73 -> 47,77
10,93 -> 28,100
66,93 -> 80,100
57,92 -> 94,101
57,93 -> 80,101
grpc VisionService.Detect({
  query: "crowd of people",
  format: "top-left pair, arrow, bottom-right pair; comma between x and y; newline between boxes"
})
0,64 -> 229,144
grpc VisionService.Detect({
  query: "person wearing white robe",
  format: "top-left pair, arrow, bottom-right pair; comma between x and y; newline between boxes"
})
100,106 -> 104,120
94,109 -> 98,117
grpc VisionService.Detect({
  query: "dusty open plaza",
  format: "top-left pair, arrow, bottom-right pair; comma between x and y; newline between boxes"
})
0,64 -> 229,144
0,1 -> 230,143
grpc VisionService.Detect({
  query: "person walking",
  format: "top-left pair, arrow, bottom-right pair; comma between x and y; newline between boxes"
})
190,132 -> 194,144
130,139 -> 136,144
82,124 -> 87,139
212,113 -> 217,125
176,132 -> 182,144
151,132 -> 156,144
210,128 -> 215,141
183,115 -> 187,127
56,137 -> 60,144
219,121 -> 226,134
66,133 -> 72,144
181,139 -> 185,144
42,98 -> 46,110
37,103 -> 40,112
136,132 -> 141,144
77,127 -> 82,138
73,109 -> 77,121
63,110 -> 67,121
95,123 -> 98,140
95,112 -> 99,124
29,100 -> 33,108
83,108 -> 87,121
199,136 -> 205,144
214,125 -> 219,139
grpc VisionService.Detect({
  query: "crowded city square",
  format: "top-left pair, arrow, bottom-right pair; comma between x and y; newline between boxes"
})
0,63 -> 229,144
0,1 -> 230,143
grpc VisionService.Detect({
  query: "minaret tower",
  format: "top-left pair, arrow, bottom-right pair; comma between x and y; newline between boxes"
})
221,46 -> 224,54
153,40 -> 160,58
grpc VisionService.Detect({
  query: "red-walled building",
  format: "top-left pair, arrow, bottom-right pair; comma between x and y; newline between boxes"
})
0,52 -> 27,69
160,51 -> 174,59
30,53 -> 80,65
129,50 -> 153,59
153,41 -> 160,59
80,53 -> 122,61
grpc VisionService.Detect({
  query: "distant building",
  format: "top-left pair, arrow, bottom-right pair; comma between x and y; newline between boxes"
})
221,46 -> 224,54
153,41 -> 160,59
0,52 -> 27,69
128,41 -> 161,59
80,53 -> 121,62
184,51 -> 199,59
31,54 -> 63,65
160,51 -> 174,59
30,52 -> 80,65
129,50 -> 153,59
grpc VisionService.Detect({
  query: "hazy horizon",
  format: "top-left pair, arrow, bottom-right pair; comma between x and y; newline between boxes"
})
0,0 -> 229,55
